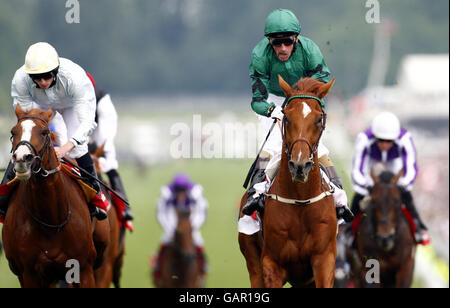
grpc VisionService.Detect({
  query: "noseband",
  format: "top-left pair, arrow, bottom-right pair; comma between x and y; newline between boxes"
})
12,116 -> 58,177
282,95 -> 327,165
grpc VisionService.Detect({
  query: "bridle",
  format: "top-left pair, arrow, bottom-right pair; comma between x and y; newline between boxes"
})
12,115 -> 69,230
265,94 -> 335,206
12,116 -> 60,177
281,94 -> 327,167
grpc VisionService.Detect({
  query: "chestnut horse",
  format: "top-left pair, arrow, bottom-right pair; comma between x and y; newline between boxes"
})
347,169 -> 416,288
90,144 -> 125,288
239,76 -> 338,288
2,106 -> 108,287
157,205 -> 202,288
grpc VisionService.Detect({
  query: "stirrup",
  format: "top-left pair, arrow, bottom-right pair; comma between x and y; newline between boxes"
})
122,207 -> 134,221
90,192 -> 109,220
90,206 -> 108,221
242,197 -> 259,216
242,196 -> 264,216
336,206 -> 354,223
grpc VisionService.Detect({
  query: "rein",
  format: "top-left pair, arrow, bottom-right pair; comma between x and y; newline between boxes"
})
22,174 -> 71,230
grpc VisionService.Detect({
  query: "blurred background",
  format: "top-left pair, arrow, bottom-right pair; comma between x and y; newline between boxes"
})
0,0 -> 448,287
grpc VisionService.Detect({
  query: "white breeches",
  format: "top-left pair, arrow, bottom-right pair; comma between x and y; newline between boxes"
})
91,95 -> 119,173
51,109 -> 88,159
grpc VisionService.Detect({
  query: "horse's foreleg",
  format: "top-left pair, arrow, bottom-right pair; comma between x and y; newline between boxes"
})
239,232 -> 264,288
79,267 -> 96,288
21,271 -> 48,288
311,252 -> 336,288
395,255 -> 415,288
93,218 -> 111,269
262,255 -> 285,288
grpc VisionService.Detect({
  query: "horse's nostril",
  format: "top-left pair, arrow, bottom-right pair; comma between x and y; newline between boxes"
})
288,161 -> 296,172
304,161 -> 313,172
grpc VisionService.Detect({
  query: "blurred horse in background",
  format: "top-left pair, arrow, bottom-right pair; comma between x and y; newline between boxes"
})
347,169 -> 416,288
90,143 -> 126,288
156,204 -> 202,288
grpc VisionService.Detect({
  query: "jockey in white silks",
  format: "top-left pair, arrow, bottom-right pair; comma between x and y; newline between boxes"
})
0,42 -> 108,221
49,72 -> 134,223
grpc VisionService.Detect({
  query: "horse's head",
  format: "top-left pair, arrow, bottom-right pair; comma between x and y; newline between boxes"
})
278,75 -> 335,183
10,105 -> 54,181
369,168 -> 403,251
90,143 -> 106,175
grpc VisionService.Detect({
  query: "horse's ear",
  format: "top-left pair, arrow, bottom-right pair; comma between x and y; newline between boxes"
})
391,170 -> 403,185
317,78 -> 335,99
278,74 -> 293,97
14,104 -> 26,119
42,109 -> 53,123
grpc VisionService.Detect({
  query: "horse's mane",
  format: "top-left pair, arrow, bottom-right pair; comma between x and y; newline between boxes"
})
292,77 -> 324,94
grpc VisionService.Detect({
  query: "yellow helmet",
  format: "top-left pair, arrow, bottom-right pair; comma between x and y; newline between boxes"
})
24,42 -> 59,74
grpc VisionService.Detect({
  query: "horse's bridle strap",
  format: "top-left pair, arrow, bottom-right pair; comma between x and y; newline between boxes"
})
287,95 -> 325,109
283,94 -> 326,160
265,187 -> 334,206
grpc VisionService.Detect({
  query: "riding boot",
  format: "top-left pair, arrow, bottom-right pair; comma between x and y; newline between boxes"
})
0,162 -> 16,220
76,153 -> 108,220
326,166 -> 354,223
343,193 -> 366,248
400,189 -> 430,245
350,193 -> 365,218
107,169 -> 133,221
242,168 -> 268,216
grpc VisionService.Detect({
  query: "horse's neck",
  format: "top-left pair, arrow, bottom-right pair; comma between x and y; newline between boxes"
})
174,219 -> 194,252
274,152 -> 323,200
22,171 -> 68,225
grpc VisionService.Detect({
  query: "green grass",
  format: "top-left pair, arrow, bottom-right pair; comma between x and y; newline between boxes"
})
0,159 -> 253,288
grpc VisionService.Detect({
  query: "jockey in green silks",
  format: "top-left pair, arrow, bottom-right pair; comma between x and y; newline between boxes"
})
241,9 -> 354,224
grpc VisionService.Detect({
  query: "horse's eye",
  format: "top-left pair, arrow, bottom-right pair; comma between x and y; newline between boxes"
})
42,130 -> 49,136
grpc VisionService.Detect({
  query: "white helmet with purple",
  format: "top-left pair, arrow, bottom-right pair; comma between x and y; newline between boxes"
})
372,111 -> 401,140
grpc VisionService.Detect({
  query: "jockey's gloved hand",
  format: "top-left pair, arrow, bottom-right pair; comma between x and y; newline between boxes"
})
269,106 -> 284,121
